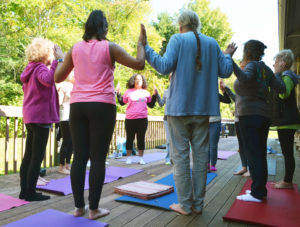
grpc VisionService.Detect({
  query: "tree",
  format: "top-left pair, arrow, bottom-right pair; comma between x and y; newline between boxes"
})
152,12 -> 177,55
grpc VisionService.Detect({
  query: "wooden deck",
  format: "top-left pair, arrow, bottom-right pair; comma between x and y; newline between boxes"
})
1,137 -> 300,227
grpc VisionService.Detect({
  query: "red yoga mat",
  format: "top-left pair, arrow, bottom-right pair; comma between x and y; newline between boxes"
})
223,179 -> 300,227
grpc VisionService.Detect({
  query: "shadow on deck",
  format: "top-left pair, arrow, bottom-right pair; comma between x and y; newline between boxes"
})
1,137 -> 299,227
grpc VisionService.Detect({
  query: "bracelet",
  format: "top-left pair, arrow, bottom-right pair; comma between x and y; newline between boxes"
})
137,41 -> 143,46
58,58 -> 64,62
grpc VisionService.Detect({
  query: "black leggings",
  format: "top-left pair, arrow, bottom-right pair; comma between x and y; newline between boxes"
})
239,115 -> 270,200
59,121 -> 73,165
235,122 -> 248,167
125,118 -> 148,150
70,102 -> 116,210
20,124 -> 49,197
277,129 -> 296,183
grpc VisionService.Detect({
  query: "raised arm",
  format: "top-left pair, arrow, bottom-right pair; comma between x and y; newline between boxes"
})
54,48 -> 74,83
109,24 -> 146,70
233,61 -> 258,82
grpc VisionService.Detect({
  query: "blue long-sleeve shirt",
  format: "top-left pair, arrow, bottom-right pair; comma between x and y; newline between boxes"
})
145,31 -> 233,116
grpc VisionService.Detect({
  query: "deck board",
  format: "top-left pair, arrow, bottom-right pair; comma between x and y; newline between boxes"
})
1,137 -> 299,227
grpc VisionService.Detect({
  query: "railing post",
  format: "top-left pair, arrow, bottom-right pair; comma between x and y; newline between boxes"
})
5,117 -> 10,175
13,117 -> 18,173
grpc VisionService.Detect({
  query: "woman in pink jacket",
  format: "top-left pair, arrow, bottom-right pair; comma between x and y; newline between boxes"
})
20,38 -> 63,201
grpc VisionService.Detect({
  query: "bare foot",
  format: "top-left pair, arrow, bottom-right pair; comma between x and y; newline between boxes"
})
191,207 -> 202,214
169,203 -> 191,215
88,208 -> 110,220
233,168 -> 247,175
242,171 -> 250,177
74,207 -> 86,217
272,181 -> 293,189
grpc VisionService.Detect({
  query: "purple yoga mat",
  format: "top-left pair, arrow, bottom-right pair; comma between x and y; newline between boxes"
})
217,151 -> 237,160
118,152 -> 166,164
2,209 -> 108,227
0,193 -> 29,212
36,166 -> 143,195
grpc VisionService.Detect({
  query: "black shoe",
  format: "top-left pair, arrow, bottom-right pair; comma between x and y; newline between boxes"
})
25,193 -> 50,201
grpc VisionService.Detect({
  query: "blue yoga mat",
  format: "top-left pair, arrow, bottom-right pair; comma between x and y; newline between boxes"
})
115,172 -> 217,210
234,159 -> 276,176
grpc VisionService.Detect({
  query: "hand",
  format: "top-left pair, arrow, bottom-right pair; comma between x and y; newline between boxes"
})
153,86 -> 157,95
224,42 -> 237,57
115,83 -> 120,94
240,60 -> 247,70
219,79 -> 225,92
54,45 -> 64,60
138,24 -> 147,46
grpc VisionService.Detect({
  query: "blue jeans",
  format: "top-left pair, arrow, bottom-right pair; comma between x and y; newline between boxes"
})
164,120 -> 170,162
168,116 -> 209,213
208,121 -> 221,166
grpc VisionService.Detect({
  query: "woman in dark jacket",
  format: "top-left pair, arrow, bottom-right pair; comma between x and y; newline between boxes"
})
270,49 -> 300,189
233,40 -> 286,202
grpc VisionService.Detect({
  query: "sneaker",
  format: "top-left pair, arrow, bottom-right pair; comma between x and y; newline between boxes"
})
108,152 -> 118,159
126,157 -> 132,165
139,158 -> 146,165
116,152 -> 123,159
210,165 -> 217,171
25,193 -> 51,201
165,161 -> 171,165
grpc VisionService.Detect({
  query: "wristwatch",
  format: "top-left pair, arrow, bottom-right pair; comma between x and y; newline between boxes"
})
58,58 -> 64,63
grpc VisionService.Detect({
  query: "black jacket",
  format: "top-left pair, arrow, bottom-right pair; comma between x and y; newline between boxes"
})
270,70 -> 300,126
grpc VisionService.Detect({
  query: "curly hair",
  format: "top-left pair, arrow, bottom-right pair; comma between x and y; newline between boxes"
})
243,40 -> 267,61
127,74 -> 147,89
83,10 -> 108,42
25,38 -> 54,63
274,49 -> 295,69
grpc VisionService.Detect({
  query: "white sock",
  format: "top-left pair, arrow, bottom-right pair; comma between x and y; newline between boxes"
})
236,194 -> 262,203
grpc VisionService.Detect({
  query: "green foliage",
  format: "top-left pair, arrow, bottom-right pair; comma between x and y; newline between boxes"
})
187,0 -> 234,49
0,0 -> 235,118
152,12 -> 177,55
0,80 -> 23,106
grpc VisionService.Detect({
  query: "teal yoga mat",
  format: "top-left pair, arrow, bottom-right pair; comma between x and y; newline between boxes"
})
115,172 -> 217,210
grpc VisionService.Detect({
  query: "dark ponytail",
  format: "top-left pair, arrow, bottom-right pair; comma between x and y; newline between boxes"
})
193,30 -> 201,71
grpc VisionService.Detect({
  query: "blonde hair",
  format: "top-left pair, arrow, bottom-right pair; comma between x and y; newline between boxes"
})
25,38 -> 54,63
178,10 -> 201,32
274,49 -> 295,69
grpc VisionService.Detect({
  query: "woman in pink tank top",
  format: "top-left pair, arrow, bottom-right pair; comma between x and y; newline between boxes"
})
54,10 -> 147,220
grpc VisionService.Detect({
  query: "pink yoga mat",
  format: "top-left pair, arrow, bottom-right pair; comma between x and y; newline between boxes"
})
0,193 -> 29,212
217,151 -> 237,160
223,180 -> 300,227
3,209 -> 108,227
118,152 -> 166,163
36,166 -> 143,195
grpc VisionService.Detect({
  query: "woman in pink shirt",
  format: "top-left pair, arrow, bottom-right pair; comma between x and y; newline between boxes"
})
54,10 -> 146,220
116,74 -> 156,165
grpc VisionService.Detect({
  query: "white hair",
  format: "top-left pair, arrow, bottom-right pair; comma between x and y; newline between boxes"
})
274,49 -> 295,69
178,10 -> 201,32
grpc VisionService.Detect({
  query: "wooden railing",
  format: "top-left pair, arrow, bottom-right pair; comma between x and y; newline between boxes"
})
0,105 -> 165,175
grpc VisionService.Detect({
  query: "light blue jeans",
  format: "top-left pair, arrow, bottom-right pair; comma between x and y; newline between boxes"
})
208,121 -> 221,166
164,120 -> 170,162
168,116 -> 209,213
